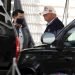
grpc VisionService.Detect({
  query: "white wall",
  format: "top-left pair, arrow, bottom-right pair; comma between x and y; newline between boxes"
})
20,0 -> 75,45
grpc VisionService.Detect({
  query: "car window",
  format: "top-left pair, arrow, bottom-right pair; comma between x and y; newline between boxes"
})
0,13 -> 5,22
0,6 -> 16,63
63,27 -> 75,47
0,6 -> 5,22
68,32 -> 75,41
0,6 -> 12,27
0,5 -> 15,37
0,6 -> 5,13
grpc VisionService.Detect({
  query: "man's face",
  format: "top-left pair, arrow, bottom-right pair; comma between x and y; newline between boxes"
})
16,13 -> 24,19
43,13 -> 53,22
14,13 -> 24,25
13,12 -> 24,21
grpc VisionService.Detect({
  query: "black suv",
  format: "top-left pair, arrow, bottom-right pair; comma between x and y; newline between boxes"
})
0,2 -> 20,75
18,19 -> 75,75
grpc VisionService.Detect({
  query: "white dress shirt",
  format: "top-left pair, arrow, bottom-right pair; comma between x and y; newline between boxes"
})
18,27 -> 24,51
12,20 -> 24,51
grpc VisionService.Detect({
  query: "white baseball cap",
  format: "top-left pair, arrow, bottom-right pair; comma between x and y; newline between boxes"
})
41,6 -> 56,15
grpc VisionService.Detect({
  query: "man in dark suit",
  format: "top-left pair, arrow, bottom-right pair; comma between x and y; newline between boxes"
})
12,9 -> 34,51
42,6 -> 64,36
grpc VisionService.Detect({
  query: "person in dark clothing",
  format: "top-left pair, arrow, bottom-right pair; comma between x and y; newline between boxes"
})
41,6 -> 64,36
12,9 -> 33,51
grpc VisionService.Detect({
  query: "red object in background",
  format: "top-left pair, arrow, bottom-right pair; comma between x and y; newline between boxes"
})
16,37 -> 20,60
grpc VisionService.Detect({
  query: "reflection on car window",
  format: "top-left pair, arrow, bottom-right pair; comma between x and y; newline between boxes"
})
0,14 -> 12,28
64,27 -> 75,47
68,28 -> 75,34
0,6 -> 13,27
68,32 -> 75,41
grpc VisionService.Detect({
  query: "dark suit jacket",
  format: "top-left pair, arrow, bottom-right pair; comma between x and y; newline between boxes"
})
22,27 -> 34,49
44,18 -> 64,36
16,27 -> 34,49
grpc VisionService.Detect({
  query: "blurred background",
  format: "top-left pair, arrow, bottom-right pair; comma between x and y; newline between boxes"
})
2,0 -> 75,45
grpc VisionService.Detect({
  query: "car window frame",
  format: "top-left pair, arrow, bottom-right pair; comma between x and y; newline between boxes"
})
54,24 -> 75,48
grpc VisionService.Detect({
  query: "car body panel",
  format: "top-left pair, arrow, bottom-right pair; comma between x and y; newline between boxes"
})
18,19 -> 75,75
0,1 -> 17,75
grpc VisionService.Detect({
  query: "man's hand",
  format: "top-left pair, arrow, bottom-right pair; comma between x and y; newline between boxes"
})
15,24 -> 22,28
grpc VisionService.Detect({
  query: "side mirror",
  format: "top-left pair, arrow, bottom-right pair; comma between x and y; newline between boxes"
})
41,32 -> 55,44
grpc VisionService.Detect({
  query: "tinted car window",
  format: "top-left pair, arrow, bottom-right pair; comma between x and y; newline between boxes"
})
0,13 -> 5,22
0,6 -> 5,13
0,6 -> 5,22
